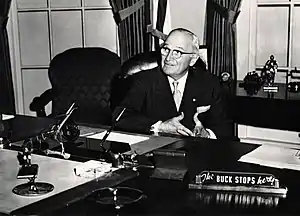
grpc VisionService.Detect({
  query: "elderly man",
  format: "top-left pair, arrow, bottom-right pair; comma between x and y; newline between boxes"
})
113,28 -> 232,139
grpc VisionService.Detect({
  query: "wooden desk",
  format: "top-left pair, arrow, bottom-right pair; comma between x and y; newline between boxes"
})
4,115 -> 300,215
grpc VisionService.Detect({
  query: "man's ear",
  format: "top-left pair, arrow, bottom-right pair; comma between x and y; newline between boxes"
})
189,54 -> 200,66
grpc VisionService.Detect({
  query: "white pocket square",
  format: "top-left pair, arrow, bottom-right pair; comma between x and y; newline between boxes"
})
193,105 -> 211,126
196,105 -> 211,114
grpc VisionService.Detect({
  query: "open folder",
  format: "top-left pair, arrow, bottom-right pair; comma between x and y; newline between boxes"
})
238,145 -> 300,171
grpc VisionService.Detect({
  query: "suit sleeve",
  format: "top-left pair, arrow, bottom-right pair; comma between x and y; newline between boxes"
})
112,72 -> 158,134
206,78 -> 233,139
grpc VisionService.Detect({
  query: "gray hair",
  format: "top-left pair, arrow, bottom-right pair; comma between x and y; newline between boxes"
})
167,28 -> 200,54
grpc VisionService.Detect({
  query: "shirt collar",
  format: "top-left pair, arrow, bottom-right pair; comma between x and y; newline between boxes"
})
167,72 -> 189,93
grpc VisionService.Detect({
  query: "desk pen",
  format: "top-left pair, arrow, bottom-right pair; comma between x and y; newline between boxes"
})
99,107 -> 126,149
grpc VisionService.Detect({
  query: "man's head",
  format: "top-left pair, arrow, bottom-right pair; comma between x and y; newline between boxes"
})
160,28 -> 200,80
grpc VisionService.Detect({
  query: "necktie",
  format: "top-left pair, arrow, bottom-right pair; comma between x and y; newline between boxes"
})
172,81 -> 181,110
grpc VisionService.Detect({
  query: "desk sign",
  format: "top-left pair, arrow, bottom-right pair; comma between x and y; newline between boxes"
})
189,171 -> 287,196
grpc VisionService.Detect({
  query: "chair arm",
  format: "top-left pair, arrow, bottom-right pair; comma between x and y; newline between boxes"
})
29,89 -> 54,117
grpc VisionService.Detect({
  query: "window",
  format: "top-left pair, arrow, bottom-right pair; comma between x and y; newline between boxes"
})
254,0 -> 300,82
13,0 -> 118,115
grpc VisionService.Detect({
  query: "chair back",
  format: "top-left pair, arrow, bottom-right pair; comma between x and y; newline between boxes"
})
49,47 -> 121,125
110,51 -> 159,110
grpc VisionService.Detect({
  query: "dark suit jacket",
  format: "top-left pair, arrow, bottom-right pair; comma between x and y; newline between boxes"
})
113,66 -> 232,138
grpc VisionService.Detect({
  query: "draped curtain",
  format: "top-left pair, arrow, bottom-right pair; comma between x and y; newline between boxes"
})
154,0 -> 168,50
0,0 -> 15,114
110,0 -> 152,63
205,0 -> 242,81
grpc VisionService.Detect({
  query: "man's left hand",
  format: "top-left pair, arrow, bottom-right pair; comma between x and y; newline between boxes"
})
193,125 -> 209,138
193,108 -> 210,138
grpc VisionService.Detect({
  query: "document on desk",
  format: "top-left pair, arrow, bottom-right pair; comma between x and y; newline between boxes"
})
2,114 -> 15,120
87,131 -> 150,145
238,145 -> 300,171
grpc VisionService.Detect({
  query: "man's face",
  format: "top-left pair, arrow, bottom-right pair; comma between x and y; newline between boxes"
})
161,31 -> 194,80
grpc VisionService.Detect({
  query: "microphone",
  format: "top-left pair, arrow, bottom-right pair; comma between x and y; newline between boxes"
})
99,107 -> 126,151
55,102 -> 77,138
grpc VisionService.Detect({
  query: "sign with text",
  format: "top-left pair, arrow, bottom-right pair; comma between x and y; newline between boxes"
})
189,171 -> 287,196
195,171 -> 279,188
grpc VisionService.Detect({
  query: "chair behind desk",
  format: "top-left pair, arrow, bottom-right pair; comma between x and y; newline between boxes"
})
110,51 -> 159,110
30,47 -> 121,125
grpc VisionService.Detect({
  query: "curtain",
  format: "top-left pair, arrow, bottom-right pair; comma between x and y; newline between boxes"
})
154,0 -> 168,50
0,0 -> 15,114
205,0 -> 242,81
110,0 -> 152,63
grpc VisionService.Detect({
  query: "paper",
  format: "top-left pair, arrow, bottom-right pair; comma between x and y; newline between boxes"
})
87,131 -> 149,145
2,114 -> 14,120
74,160 -> 116,179
239,145 -> 300,171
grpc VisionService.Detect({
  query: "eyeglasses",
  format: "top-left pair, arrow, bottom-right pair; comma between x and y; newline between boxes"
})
160,46 -> 194,59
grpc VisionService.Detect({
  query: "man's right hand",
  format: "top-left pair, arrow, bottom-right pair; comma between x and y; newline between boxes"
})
158,112 -> 193,136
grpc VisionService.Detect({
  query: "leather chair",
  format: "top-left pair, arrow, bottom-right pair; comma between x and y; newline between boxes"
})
110,51 -> 160,110
30,47 -> 121,125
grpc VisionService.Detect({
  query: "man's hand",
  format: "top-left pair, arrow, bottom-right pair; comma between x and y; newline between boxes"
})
158,112 -> 193,136
193,106 -> 210,138
193,125 -> 210,138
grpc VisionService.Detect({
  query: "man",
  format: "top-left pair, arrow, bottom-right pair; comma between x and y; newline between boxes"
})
113,28 -> 232,139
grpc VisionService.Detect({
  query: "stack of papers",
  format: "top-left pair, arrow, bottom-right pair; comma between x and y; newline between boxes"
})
74,160 -> 116,179
238,145 -> 300,171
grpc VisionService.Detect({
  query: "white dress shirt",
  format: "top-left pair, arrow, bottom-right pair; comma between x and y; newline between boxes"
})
167,72 -> 188,109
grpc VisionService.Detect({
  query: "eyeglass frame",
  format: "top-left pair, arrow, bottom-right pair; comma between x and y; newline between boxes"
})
160,46 -> 195,59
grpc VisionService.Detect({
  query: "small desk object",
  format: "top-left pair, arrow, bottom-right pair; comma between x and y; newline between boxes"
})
13,141 -> 54,197
189,171 -> 287,197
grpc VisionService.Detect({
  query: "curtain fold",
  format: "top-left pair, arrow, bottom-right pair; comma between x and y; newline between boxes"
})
205,0 -> 242,81
0,0 -> 15,114
110,0 -> 152,63
154,0 -> 168,50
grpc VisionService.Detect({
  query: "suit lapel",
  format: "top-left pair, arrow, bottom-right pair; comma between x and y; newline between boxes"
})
179,70 -> 198,112
179,69 -> 206,129
154,69 -> 178,118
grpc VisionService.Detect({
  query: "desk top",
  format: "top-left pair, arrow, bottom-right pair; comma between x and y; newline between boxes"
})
0,148 -> 94,214
79,125 -> 181,155
0,115 -> 54,142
